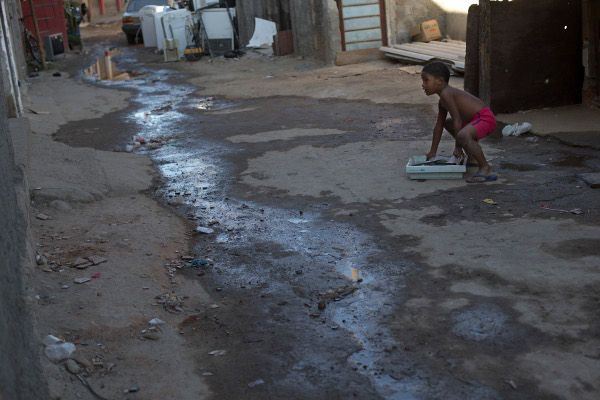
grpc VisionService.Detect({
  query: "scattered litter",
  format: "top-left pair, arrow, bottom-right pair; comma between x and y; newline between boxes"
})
92,273 -> 101,279
264,75 -> 273,79
88,255 -> 107,265
133,136 -> 146,144
398,65 -> 423,74
196,226 -> 214,234
502,122 -> 532,137
52,72 -> 62,77
503,379 -> 517,390
124,387 -> 139,393
149,318 -> 165,325
540,205 -> 584,215
483,198 -> 498,205
329,72 -> 362,79
209,304 -> 219,309
43,335 -> 63,346
208,349 -> 227,356
43,335 -> 75,363
202,372 -> 213,376
185,259 -> 209,268
28,108 -> 50,115
248,379 -> 264,388
36,213 -> 51,220
71,258 -> 91,269
74,277 -> 91,284
524,136 -> 538,143
155,293 -> 184,313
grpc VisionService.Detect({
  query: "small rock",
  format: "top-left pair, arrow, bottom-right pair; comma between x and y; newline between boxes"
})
196,226 -> 214,234
317,300 -> 326,310
88,255 -> 107,265
73,278 -> 91,284
36,213 -> 51,220
144,333 -> 160,340
65,359 -> 81,374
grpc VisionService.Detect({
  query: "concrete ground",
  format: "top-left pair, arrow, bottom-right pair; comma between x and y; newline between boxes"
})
16,16 -> 600,400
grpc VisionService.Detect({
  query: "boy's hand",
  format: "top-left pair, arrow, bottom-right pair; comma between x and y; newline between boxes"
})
426,151 -> 436,160
453,147 -> 464,159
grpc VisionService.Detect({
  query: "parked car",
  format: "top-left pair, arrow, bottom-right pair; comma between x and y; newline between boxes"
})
122,0 -> 169,44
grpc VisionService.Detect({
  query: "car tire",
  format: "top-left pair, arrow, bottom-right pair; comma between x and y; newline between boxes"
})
127,34 -> 136,45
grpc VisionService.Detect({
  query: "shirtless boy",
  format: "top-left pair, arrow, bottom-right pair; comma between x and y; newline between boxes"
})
421,61 -> 497,183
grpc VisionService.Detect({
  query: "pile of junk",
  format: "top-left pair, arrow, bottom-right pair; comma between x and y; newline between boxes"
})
133,0 -> 243,62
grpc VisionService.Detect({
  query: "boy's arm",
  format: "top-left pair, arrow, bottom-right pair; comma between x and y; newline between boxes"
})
440,90 -> 465,158
426,101 -> 447,160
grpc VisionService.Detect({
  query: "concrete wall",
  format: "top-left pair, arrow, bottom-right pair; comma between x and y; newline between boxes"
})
392,0 -> 475,44
0,56 -> 47,400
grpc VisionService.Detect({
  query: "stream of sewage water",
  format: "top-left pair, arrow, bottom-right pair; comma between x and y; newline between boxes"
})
79,52 -> 442,399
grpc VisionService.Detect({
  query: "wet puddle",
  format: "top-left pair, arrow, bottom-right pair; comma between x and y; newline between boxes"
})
84,49 -> 143,81
83,53 -> 429,399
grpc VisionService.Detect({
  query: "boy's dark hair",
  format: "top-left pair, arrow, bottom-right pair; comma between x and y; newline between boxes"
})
423,61 -> 450,83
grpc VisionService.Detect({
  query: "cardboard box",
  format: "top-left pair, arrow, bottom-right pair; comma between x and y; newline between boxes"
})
410,19 -> 442,42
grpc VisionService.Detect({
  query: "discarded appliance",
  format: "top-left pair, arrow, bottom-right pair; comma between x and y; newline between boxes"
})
163,38 -> 180,62
140,5 -> 167,48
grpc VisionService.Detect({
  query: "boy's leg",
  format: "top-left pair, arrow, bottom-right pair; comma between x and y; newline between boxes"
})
444,118 -> 477,163
456,125 -> 493,180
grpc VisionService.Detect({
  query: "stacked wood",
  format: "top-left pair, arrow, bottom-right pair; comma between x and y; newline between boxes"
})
379,40 -> 466,73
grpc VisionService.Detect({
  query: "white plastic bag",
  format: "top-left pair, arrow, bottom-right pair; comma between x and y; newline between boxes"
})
502,122 -> 532,137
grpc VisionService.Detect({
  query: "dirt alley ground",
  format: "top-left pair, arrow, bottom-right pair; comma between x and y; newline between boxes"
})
21,17 -> 600,400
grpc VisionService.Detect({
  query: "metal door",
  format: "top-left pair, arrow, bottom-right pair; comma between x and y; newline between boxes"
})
339,0 -> 387,51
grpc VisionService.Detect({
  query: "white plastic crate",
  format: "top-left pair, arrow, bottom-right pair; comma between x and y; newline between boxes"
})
406,155 -> 466,180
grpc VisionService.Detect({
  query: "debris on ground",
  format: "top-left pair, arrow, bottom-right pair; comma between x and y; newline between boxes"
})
248,379 -> 265,388
149,318 -> 165,325
185,259 -> 210,269
43,335 -> 76,363
196,226 -> 215,234
577,172 -> 600,188
208,350 -> 227,356
36,213 -> 52,220
502,122 -> 532,136
155,293 -> 185,313
541,205 -> 584,214
74,277 -> 92,284
483,198 -> 498,205
65,359 -> 82,374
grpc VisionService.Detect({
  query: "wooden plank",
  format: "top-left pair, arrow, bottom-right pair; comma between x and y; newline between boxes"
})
379,47 -> 435,62
479,0 -> 491,106
403,42 -> 465,54
335,47 -> 387,66
393,43 -> 465,57
392,45 -> 463,61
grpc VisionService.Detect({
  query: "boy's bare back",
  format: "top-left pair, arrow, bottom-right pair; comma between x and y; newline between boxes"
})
439,85 -> 485,125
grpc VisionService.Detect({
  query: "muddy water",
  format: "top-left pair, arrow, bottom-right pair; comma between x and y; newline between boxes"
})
59,48 -> 600,399
63,52 -> 443,398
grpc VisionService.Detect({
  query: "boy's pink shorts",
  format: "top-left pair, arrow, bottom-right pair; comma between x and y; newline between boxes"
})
464,107 -> 497,141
